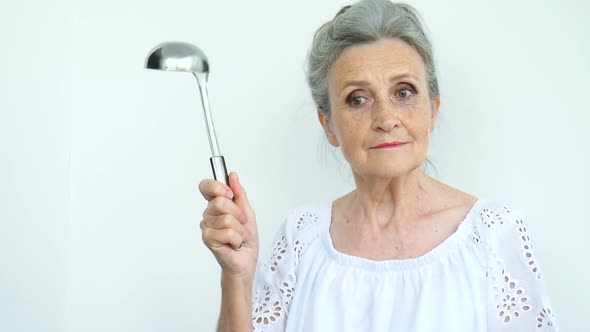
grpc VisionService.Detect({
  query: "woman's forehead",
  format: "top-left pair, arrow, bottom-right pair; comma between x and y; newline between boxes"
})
334,39 -> 423,71
327,39 -> 426,91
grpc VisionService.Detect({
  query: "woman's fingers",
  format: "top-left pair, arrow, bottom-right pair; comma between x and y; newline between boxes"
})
201,226 -> 244,251
198,179 -> 234,202
228,172 -> 256,224
199,179 -> 250,251
198,172 -> 260,277
203,196 -> 247,223
200,214 -> 249,241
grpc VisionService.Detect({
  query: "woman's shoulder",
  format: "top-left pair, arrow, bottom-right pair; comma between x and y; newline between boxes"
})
471,198 -> 528,231
281,200 -> 330,237
257,201 -> 328,274
471,198 -> 541,269
434,182 -> 525,227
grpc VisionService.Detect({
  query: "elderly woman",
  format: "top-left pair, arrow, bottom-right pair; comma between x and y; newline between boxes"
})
198,0 -> 559,331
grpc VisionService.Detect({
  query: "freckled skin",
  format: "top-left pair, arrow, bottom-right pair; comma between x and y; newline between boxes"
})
318,38 -> 440,180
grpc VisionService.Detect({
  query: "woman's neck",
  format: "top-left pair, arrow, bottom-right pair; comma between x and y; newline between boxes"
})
344,168 -> 441,230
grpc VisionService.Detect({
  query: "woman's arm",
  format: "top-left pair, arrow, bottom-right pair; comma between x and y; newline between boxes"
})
198,173 -> 259,332
216,272 -> 253,332
215,211 -> 298,332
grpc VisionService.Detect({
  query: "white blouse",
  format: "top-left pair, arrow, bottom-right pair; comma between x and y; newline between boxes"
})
251,198 -> 559,331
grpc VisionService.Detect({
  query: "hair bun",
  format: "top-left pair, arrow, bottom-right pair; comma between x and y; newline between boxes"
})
336,5 -> 352,16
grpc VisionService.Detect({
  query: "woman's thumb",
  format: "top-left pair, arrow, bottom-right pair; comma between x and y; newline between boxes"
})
229,172 -> 253,218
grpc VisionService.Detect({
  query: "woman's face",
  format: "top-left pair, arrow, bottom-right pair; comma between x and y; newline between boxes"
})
319,38 -> 440,179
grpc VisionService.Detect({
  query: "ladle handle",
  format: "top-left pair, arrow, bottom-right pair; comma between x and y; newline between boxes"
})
210,155 -> 229,186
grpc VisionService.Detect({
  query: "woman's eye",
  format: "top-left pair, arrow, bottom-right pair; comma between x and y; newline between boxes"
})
397,88 -> 414,99
348,95 -> 368,107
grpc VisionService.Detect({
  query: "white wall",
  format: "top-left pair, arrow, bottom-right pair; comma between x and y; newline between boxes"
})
0,1 -> 71,331
1,0 -> 588,331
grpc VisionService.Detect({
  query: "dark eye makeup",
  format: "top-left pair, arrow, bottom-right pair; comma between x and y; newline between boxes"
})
344,83 -> 418,107
346,93 -> 368,107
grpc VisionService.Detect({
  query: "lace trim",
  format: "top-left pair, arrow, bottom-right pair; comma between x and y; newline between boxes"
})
515,217 -> 543,280
536,307 -> 557,329
252,210 -> 319,331
481,204 -> 558,329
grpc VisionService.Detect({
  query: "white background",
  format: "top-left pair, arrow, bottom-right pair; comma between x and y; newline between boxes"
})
1,0 -> 588,331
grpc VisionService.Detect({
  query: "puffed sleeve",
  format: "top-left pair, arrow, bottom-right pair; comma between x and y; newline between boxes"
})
483,205 -> 560,331
251,212 -> 298,331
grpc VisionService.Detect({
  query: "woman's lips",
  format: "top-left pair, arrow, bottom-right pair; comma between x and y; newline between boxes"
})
371,142 -> 408,149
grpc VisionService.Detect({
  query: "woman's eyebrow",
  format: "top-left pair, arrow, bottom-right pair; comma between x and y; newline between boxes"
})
339,73 -> 419,94
340,79 -> 370,90
388,73 -> 419,82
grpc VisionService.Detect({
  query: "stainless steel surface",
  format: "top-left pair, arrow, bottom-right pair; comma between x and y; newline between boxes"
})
145,41 -> 209,73
144,41 -> 222,157
193,72 -> 221,157
210,156 -> 229,186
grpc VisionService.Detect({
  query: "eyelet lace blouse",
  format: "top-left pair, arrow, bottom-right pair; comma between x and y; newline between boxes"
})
251,198 -> 559,331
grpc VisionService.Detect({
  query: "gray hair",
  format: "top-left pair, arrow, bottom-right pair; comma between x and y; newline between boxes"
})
306,0 -> 439,118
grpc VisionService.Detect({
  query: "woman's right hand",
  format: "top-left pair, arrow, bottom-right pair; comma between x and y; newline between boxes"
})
198,172 -> 259,280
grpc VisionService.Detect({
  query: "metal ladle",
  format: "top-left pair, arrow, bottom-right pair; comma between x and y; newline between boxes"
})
144,41 -> 229,186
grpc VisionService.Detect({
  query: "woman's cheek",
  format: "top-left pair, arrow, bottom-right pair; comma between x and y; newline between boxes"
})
402,107 -> 429,129
350,109 -> 368,121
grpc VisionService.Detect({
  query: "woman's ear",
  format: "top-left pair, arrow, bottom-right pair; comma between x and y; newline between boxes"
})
317,109 -> 340,147
429,96 -> 441,134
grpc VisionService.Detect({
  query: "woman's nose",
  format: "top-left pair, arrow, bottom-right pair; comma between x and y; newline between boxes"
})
371,98 -> 400,132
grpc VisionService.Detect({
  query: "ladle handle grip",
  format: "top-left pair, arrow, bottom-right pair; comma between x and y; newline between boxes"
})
210,156 -> 229,186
